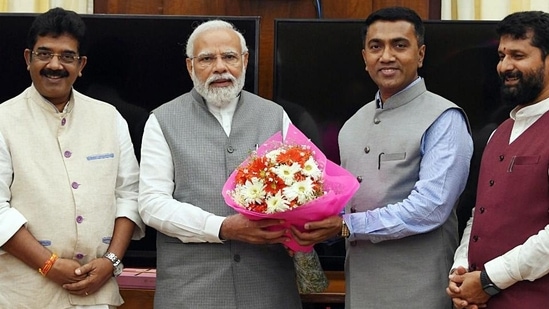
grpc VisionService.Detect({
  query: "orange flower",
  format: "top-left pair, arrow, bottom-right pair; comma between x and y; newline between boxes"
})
228,144 -> 324,214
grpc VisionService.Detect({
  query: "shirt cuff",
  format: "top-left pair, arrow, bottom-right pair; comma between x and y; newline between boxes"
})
484,258 -> 516,290
0,208 -> 27,254
116,201 -> 146,240
205,214 -> 227,243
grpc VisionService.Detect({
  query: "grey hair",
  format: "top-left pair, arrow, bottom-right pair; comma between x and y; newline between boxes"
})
186,19 -> 248,58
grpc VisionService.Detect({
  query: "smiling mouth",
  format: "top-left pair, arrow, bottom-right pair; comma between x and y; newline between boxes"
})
45,74 -> 63,79
380,68 -> 397,73
501,71 -> 521,85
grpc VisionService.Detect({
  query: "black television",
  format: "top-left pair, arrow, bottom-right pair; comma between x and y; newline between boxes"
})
274,19 -> 503,270
0,13 -> 260,268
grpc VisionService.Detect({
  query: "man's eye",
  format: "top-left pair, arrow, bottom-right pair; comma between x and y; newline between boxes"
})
199,56 -> 213,62
224,54 -> 237,60
37,51 -> 51,57
61,54 -> 75,61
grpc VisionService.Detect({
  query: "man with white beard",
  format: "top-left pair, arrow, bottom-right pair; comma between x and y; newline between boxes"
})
138,20 -> 302,309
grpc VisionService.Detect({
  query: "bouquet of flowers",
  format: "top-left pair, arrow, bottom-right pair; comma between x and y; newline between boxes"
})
222,124 -> 359,293
229,143 -> 323,215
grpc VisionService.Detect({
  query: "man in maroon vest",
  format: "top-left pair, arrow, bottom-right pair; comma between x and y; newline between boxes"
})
446,10 -> 549,309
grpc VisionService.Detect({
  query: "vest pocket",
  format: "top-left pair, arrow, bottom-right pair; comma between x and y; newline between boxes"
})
513,155 -> 540,165
378,152 -> 406,170
507,155 -> 539,172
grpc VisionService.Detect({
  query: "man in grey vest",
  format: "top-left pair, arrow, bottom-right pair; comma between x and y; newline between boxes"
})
138,19 -> 302,308
291,7 -> 473,308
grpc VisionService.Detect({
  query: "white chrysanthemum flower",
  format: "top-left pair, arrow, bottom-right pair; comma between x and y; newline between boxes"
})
265,191 -> 291,214
265,148 -> 283,163
301,156 -> 322,180
240,177 -> 266,204
230,187 -> 248,207
283,178 -> 316,204
272,162 -> 302,185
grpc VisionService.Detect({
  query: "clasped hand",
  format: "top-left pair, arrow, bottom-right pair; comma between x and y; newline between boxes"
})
47,256 -> 114,296
446,266 -> 489,309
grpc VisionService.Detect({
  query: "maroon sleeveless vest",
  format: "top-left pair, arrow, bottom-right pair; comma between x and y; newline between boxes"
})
468,112 -> 549,307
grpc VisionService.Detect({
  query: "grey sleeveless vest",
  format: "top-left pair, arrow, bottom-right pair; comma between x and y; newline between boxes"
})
339,80 -> 469,309
152,89 -> 302,309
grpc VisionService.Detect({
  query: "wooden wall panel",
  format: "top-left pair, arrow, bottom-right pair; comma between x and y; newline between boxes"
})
95,0 -> 164,14
373,0 -> 429,18
320,0 -> 374,19
94,0 -> 436,99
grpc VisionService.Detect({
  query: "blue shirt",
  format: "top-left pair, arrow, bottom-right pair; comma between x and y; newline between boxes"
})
344,100 -> 473,243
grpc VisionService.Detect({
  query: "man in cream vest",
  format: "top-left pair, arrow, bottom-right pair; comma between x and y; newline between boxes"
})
291,7 -> 473,308
138,20 -> 302,308
0,8 -> 145,308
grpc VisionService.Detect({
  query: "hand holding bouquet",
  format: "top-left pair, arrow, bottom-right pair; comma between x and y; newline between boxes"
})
223,124 -> 359,252
222,124 -> 359,293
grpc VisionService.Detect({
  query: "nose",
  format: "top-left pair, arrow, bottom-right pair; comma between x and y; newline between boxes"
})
213,56 -> 228,73
379,46 -> 395,62
498,55 -> 514,73
46,55 -> 64,69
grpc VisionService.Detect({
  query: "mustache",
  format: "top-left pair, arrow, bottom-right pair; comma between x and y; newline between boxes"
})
500,70 -> 522,81
40,68 -> 69,78
206,73 -> 236,86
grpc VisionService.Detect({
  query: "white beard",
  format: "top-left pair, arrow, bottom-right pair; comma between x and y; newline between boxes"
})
192,66 -> 246,108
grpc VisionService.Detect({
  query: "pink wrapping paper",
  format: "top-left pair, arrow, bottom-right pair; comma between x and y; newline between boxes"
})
222,124 -> 359,252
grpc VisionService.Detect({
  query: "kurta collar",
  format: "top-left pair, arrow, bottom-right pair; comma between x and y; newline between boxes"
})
510,96 -> 549,121
29,83 -> 74,114
376,77 -> 425,110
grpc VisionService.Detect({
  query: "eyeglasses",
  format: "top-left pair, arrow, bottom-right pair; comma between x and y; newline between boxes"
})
31,50 -> 80,64
191,52 -> 244,68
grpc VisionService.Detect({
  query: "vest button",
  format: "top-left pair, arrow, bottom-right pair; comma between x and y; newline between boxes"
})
472,235 -> 479,242
227,146 -> 234,153
364,146 -> 370,153
499,155 -> 504,161
489,180 -> 494,186
233,254 -> 241,262
356,176 -> 363,183
479,207 -> 485,214
374,118 -> 381,124
350,207 -> 356,213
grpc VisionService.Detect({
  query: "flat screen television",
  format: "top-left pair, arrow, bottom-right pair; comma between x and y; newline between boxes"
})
0,13 -> 260,268
274,19 -> 504,270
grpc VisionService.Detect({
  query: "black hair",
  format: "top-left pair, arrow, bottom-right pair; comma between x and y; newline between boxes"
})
26,7 -> 87,54
362,6 -> 425,47
496,11 -> 549,59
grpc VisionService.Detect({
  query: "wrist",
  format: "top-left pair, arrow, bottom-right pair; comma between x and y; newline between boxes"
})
480,269 -> 501,296
339,219 -> 350,238
103,251 -> 124,277
38,253 -> 58,276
